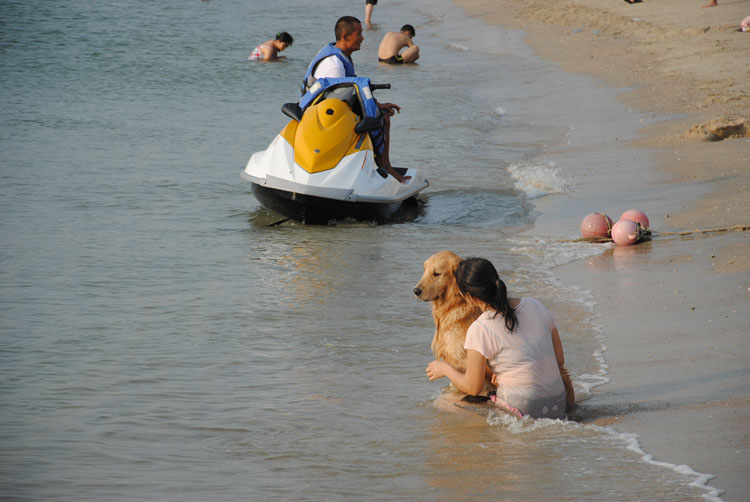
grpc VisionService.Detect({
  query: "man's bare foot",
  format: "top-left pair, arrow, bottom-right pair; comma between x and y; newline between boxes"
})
382,164 -> 411,183
702,0 -> 717,6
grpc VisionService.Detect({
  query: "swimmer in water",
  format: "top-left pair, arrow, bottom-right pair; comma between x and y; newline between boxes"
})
377,25 -> 419,64
248,32 -> 294,62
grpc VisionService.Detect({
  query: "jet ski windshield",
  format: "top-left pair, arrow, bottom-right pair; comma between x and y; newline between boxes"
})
324,86 -> 359,111
284,82 -> 363,122
299,77 -> 381,121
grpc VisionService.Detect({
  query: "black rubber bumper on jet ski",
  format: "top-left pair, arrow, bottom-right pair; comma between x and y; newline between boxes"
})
251,183 -> 421,225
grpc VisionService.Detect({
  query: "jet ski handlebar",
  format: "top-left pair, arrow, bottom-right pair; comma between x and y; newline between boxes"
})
369,83 -> 391,91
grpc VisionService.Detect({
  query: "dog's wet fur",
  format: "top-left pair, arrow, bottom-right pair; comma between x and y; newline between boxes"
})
414,251 -> 482,374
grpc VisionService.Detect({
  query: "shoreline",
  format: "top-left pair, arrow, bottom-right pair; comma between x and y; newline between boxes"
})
452,0 -> 749,500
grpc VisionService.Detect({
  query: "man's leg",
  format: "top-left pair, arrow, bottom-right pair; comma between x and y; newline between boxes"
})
400,46 -> 420,63
373,114 -> 410,183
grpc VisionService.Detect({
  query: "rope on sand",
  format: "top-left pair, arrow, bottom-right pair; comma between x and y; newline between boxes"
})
561,236 -> 615,243
650,224 -> 749,236
558,224 -> 748,243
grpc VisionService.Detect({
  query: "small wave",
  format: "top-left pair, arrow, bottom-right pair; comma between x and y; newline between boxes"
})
417,9 -> 446,27
493,106 -> 506,117
509,237 -> 606,269
573,372 -> 610,402
507,162 -> 570,199
487,410 -> 569,433
598,426 -> 725,502
488,409 -> 724,501
447,42 -> 470,52
415,189 -> 528,227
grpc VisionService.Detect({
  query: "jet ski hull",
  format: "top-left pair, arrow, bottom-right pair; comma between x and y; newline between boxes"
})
250,182 -> 422,225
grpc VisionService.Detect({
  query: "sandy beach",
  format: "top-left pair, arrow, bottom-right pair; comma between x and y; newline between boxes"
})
452,0 -> 750,499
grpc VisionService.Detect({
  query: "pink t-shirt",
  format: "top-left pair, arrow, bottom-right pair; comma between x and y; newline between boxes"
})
464,297 -> 566,418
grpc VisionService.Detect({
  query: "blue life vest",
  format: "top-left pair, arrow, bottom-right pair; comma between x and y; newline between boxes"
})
301,43 -> 356,96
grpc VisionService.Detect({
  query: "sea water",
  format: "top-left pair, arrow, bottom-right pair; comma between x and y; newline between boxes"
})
0,0 -> 723,500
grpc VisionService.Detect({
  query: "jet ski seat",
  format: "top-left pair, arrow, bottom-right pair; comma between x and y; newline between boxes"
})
281,102 -> 304,122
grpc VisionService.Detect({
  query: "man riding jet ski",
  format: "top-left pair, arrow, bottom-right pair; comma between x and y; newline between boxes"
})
302,15 -> 407,183
242,76 -> 428,224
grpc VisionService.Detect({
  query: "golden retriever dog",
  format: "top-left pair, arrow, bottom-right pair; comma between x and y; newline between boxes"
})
414,250 -> 575,413
413,251 -> 481,375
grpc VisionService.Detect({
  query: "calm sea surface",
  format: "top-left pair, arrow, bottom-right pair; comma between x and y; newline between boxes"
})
0,0 -> 721,500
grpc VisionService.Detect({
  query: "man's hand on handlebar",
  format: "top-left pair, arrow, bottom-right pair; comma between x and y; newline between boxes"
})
377,102 -> 401,117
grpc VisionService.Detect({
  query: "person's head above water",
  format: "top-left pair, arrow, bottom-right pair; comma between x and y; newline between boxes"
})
275,31 -> 294,47
455,257 -> 519,332
400,24 -> 415,37
334,16 -> 363,55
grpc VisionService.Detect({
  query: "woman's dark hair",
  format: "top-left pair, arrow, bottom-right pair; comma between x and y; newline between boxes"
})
276,32 -> 294,45
455,257 -> 518,333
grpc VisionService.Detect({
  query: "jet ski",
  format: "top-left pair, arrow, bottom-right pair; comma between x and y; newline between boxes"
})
242,77 -> 429,224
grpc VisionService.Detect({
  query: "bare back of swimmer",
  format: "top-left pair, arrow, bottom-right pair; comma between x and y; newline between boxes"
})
377,24 -> 419,64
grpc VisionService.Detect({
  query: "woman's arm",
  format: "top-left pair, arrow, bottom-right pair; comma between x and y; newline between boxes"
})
550,327 -> 565,367
426,349 -> 487,395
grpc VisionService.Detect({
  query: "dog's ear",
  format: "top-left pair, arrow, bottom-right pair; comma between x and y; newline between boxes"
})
443,260 -> 462,305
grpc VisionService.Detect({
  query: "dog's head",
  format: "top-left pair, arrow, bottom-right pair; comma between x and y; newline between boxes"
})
413,250 -> 463,302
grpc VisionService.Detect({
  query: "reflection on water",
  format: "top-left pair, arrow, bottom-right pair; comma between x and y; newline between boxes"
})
583,240 -> 655,272
612,240 -> 654,270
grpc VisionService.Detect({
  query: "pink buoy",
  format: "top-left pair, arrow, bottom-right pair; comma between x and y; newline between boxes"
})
612,219 -> 639,246
619,209 -> 649,229
580,213 -> 614,238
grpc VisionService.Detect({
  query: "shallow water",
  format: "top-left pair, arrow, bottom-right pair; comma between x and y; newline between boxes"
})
0,0 -> 722,500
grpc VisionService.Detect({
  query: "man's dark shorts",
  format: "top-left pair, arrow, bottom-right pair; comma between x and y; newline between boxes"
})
366,0 -> 378,5
378,55 -> 403,64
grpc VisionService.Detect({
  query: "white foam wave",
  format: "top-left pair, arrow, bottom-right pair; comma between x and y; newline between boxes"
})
507,162 -> 570,199
487,413 -> 725,501
573,372 -> 609,401
510,237 -> 607,269
447,42 -> 469,51
487,410 -> 570,433
601,426 -> 725,502
493,106 -> 506,117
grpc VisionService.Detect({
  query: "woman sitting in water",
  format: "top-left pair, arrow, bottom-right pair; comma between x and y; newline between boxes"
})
425,257 -> 568,419
248,32 -> 294,62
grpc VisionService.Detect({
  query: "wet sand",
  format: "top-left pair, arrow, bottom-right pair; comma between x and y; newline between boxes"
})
453,0 -> 750,499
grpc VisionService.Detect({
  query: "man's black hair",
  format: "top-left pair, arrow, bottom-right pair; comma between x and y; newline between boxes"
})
335,16 -> 362,41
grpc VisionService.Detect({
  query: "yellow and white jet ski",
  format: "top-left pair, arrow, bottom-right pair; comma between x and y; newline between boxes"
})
242,77 -> 428,224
